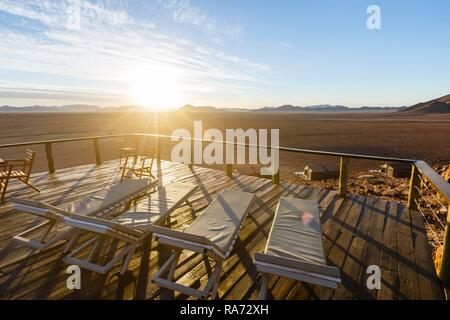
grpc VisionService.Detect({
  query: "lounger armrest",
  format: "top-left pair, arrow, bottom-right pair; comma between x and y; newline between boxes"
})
10,197 -> 68,215
66,214 -> 144,238
254,252 -> 341,279
150,225 -> 213,248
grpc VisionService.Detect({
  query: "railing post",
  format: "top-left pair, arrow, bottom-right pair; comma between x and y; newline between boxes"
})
271,143 -> 280,185
45,142 -> 55,173
226,141 -> 232,177
272,170 -> 280,185
93,138 -> 101,166
407,164 -> 420,210
227,164 -> 233,177
338,157 -> 349,197
439,205 -> 450,286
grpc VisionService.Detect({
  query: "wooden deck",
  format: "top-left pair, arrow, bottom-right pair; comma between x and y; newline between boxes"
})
0,160 -> 444,300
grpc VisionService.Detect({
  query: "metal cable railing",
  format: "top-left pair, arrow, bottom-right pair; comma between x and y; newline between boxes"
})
412,174 -> 448,247
414,199 -> 444,246
414,186 -> 446,229
418,174 -> 448,209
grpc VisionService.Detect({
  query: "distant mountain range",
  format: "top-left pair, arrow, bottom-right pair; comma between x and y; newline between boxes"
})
180,104 -> 405,113
2,93 -> 449,114
252,104 -> 403,112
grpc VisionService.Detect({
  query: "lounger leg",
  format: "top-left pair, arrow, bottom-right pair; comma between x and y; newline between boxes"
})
87,236 -> 105,262
38,221 -> 56,243
258,274 -> 269,300
167,250 -> 181,281
203,256 -> 212,275
210,280 -> 220,300
209,261 -> 223,300
120,244 -> 137,275
185,199 -> 195,219
64,230 -> 81,253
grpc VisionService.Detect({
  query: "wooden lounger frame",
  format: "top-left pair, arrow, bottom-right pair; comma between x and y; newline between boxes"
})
11,180 -> 156,250
62,215 -> 146,275
255,253 -> 341,300
152,244 -> 224,299
63,185 -> 197,275
151,193 -> 255,300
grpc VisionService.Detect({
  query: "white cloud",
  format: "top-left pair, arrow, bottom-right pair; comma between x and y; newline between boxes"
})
158,0 -> 244,38
0,0 -> 268,106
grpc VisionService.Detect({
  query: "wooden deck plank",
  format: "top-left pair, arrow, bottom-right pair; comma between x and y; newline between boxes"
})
341,197 -> 377,299
329,195 -> 366,299
409,206 -> 444,299
377,201 -> 399,300
397,205 -> 421,299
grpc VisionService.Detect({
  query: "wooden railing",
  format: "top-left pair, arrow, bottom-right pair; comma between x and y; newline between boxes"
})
0,134 -> 129,173
0,132 -> 449,285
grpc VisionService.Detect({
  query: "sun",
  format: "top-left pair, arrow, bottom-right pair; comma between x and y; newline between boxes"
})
130,68 -> 186,111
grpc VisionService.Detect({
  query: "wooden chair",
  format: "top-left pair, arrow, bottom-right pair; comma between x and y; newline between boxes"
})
130,146 -> 156,179
0,150 -> 39,202
118,137 -> 139,165
120,146 -> 156,181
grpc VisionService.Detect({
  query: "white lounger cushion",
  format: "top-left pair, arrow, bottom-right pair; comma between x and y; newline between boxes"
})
184,189 -> 255,257
151,189 -> 255,258
65,182 -> 196,234
59,179 -> 154,216
255,197 -> 340,280
10,179 -> 154,219
266,198 -> 325,265
125,182 -> 195,215
114,182 -> 197,229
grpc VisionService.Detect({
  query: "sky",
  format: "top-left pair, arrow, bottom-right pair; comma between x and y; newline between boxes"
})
0,0 -> 449,109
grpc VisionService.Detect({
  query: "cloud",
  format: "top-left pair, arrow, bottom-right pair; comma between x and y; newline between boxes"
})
0,0 -> 268,105
0,82 -> 129,106
158,0 -> 244,38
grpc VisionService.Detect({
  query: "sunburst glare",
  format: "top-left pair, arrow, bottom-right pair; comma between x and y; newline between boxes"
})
130,67 -> 187,111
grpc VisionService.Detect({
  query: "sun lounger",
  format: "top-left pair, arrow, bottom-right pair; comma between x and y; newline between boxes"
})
62,182 -> 197,275
11,179 -> 156,250
254,197 -> 341,300
150,189 -> 256,299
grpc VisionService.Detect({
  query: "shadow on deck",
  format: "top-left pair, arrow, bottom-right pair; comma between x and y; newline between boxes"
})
0,160 -> 444,300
